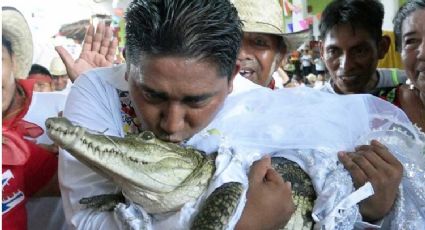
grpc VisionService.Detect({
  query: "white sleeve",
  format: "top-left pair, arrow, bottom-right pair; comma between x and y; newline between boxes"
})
58,72 -> 125,229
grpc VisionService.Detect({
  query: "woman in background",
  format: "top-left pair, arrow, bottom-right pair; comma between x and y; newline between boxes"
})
393,0 -> 425,131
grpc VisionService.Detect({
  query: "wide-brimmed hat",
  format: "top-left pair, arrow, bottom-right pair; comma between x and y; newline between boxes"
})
2,7 -> 33,79
232,0 -> 311,51
49,57 -> 67,76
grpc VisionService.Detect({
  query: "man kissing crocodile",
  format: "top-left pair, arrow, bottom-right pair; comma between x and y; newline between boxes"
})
55,0 -> 424,229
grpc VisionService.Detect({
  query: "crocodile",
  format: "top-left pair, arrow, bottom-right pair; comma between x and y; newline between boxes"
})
46,117 -> 316,229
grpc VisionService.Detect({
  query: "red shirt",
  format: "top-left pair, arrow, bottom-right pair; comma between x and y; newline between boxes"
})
2,80 -> 58,230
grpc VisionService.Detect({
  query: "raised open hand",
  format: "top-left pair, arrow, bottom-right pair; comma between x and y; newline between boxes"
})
55,22 -> 118,82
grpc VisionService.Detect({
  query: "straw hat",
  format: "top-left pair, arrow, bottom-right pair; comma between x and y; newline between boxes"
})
2,7 -> 33,79
232,0 -> 311,51
49,57 -> 67,76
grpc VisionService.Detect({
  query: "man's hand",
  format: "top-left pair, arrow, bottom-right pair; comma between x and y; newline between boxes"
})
338,140 -> 403,222
236,156 -> 295,230
55,22 -> 118,82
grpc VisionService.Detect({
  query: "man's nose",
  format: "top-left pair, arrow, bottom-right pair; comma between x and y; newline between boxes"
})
160,102 -> 185,135
338,53 -> 355,71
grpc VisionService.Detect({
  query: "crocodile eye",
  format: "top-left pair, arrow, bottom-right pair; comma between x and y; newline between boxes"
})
141,131 -> 155,140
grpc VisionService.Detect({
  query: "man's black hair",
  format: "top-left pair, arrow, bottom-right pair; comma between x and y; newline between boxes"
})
393,0 -> 425,52
125,0 -> 243,79
319,0 -> 384,43
29,64 -> 52,77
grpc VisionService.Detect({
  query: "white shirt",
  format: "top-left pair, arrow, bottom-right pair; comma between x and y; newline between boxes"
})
314,58 -> 326,71
60,65 -> 126,230
301,54 -> 312,67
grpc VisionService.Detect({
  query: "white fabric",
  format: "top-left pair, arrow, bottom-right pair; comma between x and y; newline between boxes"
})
313,81 -> 326,89
24,91 -> 68,144
59,65 -> 425,230
272,71 -> 284,89
232,73 -> 262,95
232,72 -> 283,90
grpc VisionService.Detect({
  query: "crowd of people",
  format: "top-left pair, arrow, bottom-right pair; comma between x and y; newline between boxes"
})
2,0 -> 425,229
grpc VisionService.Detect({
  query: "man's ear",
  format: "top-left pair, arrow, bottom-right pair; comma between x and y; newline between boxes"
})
378,35 -> 391,59
228,62 -> 240,93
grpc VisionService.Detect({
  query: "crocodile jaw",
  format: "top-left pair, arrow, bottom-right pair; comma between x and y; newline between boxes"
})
46,117 -> 215,213
46,117 -> 202,192
45,117 -> 85,149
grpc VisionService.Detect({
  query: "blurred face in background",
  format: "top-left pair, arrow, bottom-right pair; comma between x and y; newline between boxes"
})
29,73 -> 53,92
2,45 -> 16,115
52,74 -> 68,91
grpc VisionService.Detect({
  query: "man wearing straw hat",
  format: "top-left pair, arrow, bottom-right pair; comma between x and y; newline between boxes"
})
50,56 -> 72,93
2,6 -> 59,230
233,0 -> 307,89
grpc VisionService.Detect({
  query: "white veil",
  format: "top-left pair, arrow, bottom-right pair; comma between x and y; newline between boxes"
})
183,84 -> 425,230
117,79 -> 425,230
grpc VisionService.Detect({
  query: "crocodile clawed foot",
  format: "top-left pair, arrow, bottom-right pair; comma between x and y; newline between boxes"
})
79,193 -> 125,211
